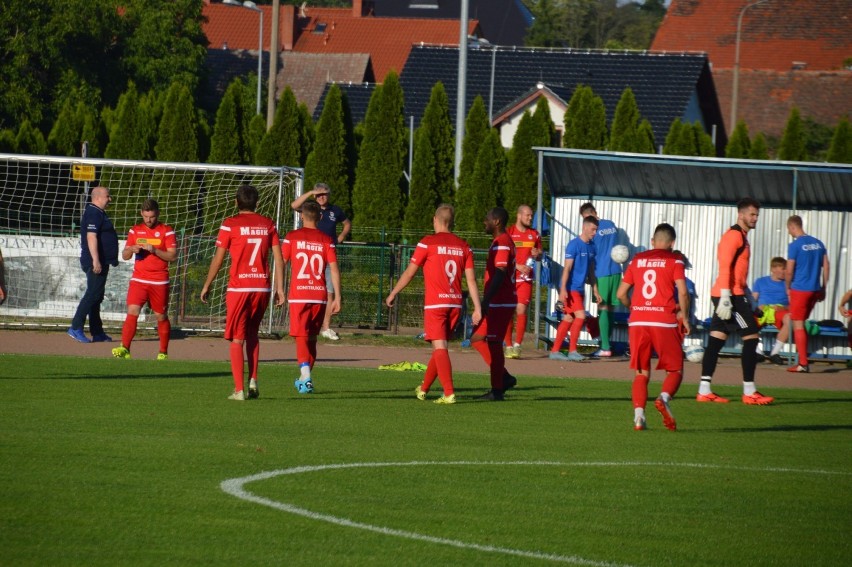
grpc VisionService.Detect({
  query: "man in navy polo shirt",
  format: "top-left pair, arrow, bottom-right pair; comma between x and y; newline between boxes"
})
291,183 -> 351,340
68,185 -> 119,343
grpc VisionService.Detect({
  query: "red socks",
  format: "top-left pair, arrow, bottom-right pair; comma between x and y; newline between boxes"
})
433,348 -> 453,395
245,336 -> 259,380
551,319 -> 571,352
794,328 -> 809,366
229,341 -> 245,392
569,317 -> 584,352
632,374 -> 650,408
121,314 -> 138,349
514,313 -> 527,345
157,318 -> 170,354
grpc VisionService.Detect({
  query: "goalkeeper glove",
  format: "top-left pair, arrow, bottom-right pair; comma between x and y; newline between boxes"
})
716,289 -> 733,320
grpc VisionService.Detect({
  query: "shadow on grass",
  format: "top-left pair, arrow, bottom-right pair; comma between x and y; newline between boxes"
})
714,424 -> 852,433
4,370 -> 225,381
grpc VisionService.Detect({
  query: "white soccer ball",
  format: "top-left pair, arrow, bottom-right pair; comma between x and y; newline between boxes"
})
685,345 -> 704,363
610,244 -> 629,264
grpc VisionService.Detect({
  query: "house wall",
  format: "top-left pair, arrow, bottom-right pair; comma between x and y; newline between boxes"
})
496,97 -> 566,149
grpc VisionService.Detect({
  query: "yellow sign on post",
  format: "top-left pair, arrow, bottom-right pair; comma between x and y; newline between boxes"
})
72,164 -> 96,182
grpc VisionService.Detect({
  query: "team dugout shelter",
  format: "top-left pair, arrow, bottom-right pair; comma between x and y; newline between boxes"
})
532,149 -> 852,360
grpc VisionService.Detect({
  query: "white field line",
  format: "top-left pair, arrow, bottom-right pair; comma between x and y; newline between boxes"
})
220,461 -> 850,566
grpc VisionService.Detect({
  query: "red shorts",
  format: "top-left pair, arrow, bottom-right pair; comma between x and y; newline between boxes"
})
565,290 -> 584,314
423,307 -> 461,342
773,308 -> 789,329
628,325 -> 683,372
225,291 -> 270,341
515,281 -> 532,306
288,302 -> 326,338
126,280 -> 169,314
472,306 -> 514,343
789,290 -> 819,320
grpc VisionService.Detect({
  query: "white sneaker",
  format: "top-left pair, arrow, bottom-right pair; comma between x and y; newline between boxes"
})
228,390 -> 246,401
321,328 -> 340,341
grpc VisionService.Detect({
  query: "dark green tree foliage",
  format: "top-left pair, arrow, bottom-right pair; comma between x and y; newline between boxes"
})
79,102 -> 108,158
778,107 -> 807,161
563,85 -> 607,150
636,119 -> 656,154
304,84 -> 353,217
801,116 -> 834,162
403,128 -> 437,235
48,100 -> 83,157
418,82 -> 455,205
457,96 -> 490,197
120,0 -> 208,95
663,118 -> 684,155
725,121 -> 752,158
104,83 -> 149,160
455,129 -> 506,235
749,133 -> 769,160
208,80 -> 248,165
525,0 -> 566,48
245,114 -> 267,165
532,96 -> 556,149
693,122 -> 716,157
298,103 -> 315,168
503,110 -> 539,214
256,87 -> 302,167
827,117 -> 852,163
352,71 -> 406,240
155,82 -> 199,162
15,120 -> 48,155
609,87 -> 642,152
0,130 -> 17,153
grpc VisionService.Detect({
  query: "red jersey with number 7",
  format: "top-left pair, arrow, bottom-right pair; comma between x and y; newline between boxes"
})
282,227 -> 337,304
215,212 -> 280,292
410,232 -> 475,309
622,249 -> 685,326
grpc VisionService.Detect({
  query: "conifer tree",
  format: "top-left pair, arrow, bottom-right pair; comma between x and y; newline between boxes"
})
304,84 -> 353,217
105,83 -> 147,159
749,132 -> 769,160
0,129 -> 16,153
352,71 -> 406,240
663,118 -> 684,155
245,114 -> 266,164
15,120 -> 47,155
827,116 -> 852,164
256,87 -> 302,167
298,102 -> 315,167
609,87 -> 641,152
48,99 -> 82,157
403,128 -> 437,235
532,96 -> 556,149
636,119 -> 656,154
78,102 -> 106,158
155,82 -> 198,162
563,85 -> 607,150
208,80 -> 248,165
503,110 -> 538,214
457,96 -> 490,205
693,122 -> 716,157
778,107 -> 807,161
418,81 -> 455,204
725,120 -> 751,158
455,129 -> 505,234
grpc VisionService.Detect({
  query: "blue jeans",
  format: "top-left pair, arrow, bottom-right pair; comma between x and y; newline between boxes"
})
71,265 -> 110,335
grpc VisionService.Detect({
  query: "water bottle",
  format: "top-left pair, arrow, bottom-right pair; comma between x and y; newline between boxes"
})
525,257 -> 535,268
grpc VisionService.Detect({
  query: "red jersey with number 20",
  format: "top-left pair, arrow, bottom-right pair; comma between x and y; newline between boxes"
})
215,212 -> 280,293
485,232 -> 517,307
410,232 -> 475,309
622,249 -> 685,327
282,227 -> 337,304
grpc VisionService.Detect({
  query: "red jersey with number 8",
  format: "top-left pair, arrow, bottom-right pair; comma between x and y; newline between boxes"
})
410,232 -> 475,309
215,212 -> 280,292
622,249 -> 685,326
282,227 -> 337,304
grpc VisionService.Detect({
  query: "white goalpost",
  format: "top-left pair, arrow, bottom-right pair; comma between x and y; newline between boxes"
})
0,153 -> 302,335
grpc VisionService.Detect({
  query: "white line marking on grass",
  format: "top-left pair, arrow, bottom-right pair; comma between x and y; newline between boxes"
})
220,461 -> 850,566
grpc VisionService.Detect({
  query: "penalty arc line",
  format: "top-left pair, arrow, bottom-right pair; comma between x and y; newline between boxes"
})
220,460 -> 850,566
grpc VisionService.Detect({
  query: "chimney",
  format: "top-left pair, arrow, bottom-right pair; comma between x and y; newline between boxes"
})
281,4 -> 295,51
353,0 -> 363,18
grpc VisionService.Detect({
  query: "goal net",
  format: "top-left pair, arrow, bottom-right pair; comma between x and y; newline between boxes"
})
0,153 -> 302,335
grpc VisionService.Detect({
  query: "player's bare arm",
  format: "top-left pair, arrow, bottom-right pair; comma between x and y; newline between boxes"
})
200,248 -> 227,304
558,258 -> 574,307
338,219 -> 352,243
616,280 -> 631,308
676,278 -> 691,336
272,244 -> 286,306
329,262 -> 342,314
385,262 -> 419,307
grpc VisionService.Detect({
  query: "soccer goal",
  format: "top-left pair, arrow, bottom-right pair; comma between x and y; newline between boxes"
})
0,153 -> 302,334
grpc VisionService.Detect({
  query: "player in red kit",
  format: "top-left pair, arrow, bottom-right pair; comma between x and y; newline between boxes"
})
471,207 -> 518,401
385,205 -> 482,404
200,185 -> 285,401
504,204 -> 542,359
282,200 -> 341,394
112,199 -> 177,360
617,223 -> 690,431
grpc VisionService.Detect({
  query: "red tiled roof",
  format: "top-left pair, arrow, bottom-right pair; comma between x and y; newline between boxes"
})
202,3 -> 478,81
652,0 -> 852,71
713,68 -> 852,138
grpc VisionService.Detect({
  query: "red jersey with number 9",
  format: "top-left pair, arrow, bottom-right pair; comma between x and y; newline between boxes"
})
622,249 -> 685,326
282,227 -> 337,304
215,212 -> 280,292
410,232 -> 475,309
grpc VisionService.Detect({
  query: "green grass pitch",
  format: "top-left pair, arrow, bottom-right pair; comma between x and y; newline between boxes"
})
1,353 -> 849,566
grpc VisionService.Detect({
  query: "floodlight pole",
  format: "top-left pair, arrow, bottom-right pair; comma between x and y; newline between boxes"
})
730,0 -> 768,131
224,0 -> 263,116
454,0 -> 469,188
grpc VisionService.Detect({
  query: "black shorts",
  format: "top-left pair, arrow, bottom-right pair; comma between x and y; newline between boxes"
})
709,295 -> 760,336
